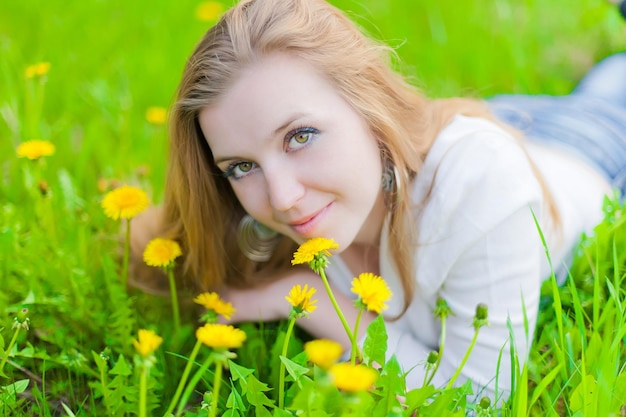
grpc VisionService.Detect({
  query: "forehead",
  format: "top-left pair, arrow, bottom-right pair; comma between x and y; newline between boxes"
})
198,53 -> 350,153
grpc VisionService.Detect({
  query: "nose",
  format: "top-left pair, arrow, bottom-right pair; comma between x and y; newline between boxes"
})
264,164 -> 305,212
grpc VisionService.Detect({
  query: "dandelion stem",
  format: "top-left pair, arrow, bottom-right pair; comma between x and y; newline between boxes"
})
422,363 -> 431,388
167,267 -> 181,333
350,307 -> 364,365
175,353 -> 214,417
99,361 -> 113,416
208,360 -> 223,417
165,339 -> 202,416
278,317 -> 297,409
445,326 -> 479,389
122,218 -> 131,285
319,269 -> 353,341
138,363 -> 149,417
425,315 -> 446,386
0,326 -> 21,377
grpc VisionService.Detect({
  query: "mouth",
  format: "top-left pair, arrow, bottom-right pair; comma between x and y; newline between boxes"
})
289,203 -> 332,237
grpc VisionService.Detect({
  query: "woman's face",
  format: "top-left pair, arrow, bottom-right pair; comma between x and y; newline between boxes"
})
199,53 -> 386,250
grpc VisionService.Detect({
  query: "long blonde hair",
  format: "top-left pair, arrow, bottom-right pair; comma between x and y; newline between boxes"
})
156,0 -> 553,312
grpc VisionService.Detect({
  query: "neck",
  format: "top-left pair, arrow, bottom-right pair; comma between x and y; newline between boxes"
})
354,191 -> 387,247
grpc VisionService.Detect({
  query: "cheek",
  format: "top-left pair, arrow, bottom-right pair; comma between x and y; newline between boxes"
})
230,180 -> 271,218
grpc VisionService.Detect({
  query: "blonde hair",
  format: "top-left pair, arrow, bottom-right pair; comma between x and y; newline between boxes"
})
155,0 -> 555,312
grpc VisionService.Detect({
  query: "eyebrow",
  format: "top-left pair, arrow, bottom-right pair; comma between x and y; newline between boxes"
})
213,112 -> 308,165
272,112 -> 307,137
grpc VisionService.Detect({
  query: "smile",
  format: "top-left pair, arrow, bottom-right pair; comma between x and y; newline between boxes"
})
289,203 -> 332,237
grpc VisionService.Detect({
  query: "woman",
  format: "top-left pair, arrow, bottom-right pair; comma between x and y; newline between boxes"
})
132,0 -> 625,399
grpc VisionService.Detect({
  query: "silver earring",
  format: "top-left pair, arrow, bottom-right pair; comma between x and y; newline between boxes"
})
382,160 -> 401,210
237,214 -> 280,262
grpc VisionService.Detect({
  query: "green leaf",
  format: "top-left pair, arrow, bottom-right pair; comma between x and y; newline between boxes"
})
279,355 -> 310,387
272,408 -> 294,417
339,391 -> 374,416
372,356 -> 404,416
528,363 -> 562,411
255,405 -> 273,417
245,374 -> 275,409
91,350 -> 108,375
612,372 -> 626,410
61,402 -> 77,417
2,379 -> 29,395
363,315 -> 387,367
583,332 -> 602,374
420,381 -> 472,416
570,374 -> 596,413
226,381 -> 247,413
229,359 -> 255,382
109,354 -> 132,376
0,379 -> 30,406
289,377 -> 338,416
405,384 -> 437,412
107,374 -> 138,415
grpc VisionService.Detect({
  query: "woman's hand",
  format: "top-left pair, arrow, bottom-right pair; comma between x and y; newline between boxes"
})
219,270 -> 375,351
217,279 -> 294,323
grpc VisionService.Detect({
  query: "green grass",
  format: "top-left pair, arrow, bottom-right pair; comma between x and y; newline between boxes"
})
1,0 -> 626,416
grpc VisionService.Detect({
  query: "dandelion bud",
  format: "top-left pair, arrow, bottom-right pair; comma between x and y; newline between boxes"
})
38,180 -> 49,196
136,164 -> 150,178
100,347 -> 111,362
434,297 -> 452,319
311,256 -> 329,274
97,178 -> 109,193
475,304 -> 488,320
427,351 -> 439,364
479,396 -> 491,409
473,303 -> 489,330
14,308 -> 30,330
16,308 -> 29,322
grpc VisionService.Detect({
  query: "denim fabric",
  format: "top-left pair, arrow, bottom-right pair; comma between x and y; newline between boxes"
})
487,52 -> 626,197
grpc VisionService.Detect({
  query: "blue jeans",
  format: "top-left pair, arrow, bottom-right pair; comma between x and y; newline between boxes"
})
488,52 -> 626,197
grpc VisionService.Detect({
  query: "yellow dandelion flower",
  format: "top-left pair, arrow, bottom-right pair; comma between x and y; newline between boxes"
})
145,106 -> 167,125
304,339 -> 343,369
25,62 -> 51,78
16,140 -> 55,160
196,323 -> 247,350
285,284 -> 318,314
193,292 -> 236,321
196,1 -> 224,22
351,273 -> 392,314
329,363 -> 378,392
291,237 -> 339,265
132,329 -> 163,358
101,185 -> 150,220
143,238 -> 182,268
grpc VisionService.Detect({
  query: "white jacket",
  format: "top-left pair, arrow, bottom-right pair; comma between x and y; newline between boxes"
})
326,115 -> 609,400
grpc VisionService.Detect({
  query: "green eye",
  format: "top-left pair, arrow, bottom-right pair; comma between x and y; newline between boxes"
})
287,127 -> 319,150
294,132 -> 310,143
223,160 -> 257,179
238,162 -> 253,172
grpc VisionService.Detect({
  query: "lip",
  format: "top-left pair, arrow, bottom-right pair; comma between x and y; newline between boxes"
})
289,203 -> 332,237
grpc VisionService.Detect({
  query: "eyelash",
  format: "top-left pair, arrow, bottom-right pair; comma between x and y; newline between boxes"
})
221,160 -> 255,179
222,126 -> 320,180
284,126 -> 319,151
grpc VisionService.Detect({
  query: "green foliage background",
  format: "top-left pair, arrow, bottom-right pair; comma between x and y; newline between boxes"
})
1,0 -> 626,416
